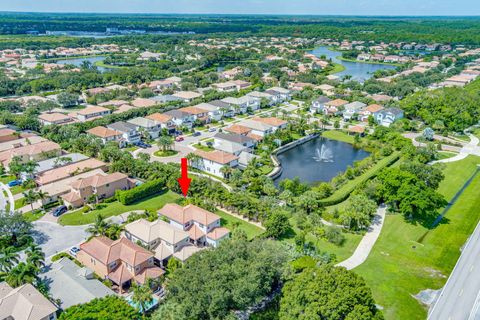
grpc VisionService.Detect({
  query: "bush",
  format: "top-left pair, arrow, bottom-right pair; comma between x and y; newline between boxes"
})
51,252 -> 71,262
324,226 -> 345,245
116,178 -> 166,205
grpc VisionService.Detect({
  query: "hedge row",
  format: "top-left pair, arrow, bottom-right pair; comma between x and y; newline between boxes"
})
116,178 -> 166,205
320,152 -> 401,207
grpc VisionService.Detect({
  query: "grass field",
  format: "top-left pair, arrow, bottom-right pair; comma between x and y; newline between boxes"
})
215,209 -> 264,240
59,191 -> 181,225
322,130 -> 355,144
355,155 -> 480,320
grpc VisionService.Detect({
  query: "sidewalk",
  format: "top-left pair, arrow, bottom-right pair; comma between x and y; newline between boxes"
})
336,205 -> 386,270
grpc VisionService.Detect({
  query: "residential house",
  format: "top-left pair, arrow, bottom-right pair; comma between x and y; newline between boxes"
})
178,106 -> 210,124
343,101 -> 367,120
107,121 -> 141,144
265,87 -> 291,103
192,150 -> 239,178
38,112 -> 76,126
145,113 -> 176,133
206,100 -> 234,118
224,124 -> 252,136
163,110 -> 195,129
172,91 -> 202,103
75,106 -> 111,122
62,172 -> 135,208
0,282 -> 58,320
213,132 -> 256,155
131,98 -> 157,108
238,119 -> 274,137
251,117 -> 288,132
220,67 -> 242,79
246,91 -> 275,105
124,219 -> 200,266
376,108 -> 404,127
128,117 -> 162,139
0,140 -> 62,168
158,203 -> 230,248
0,128 -> 19,143
323,99 -> 348,116
212,80 -> 251,92
359,104 -> 385,122
40,257 -> 115,309
222,95 -> 260,113
77,237 -> 164,293
238,151 -> 260,169
310,96 -> 331,114
36,158 -> 107,186
192,103 -> 223,122
0,135 -> 47,153
86,126 -> 124,145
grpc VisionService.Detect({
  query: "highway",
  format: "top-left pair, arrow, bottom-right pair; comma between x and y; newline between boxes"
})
428,220 -> 480,320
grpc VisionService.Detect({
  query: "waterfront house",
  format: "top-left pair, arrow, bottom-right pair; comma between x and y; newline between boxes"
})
192,150 -> 239,178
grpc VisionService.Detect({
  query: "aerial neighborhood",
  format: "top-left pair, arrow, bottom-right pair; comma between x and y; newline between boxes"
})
0,10 -> 480,320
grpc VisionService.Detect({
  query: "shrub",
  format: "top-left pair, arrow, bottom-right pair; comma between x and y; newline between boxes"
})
324,226 -> 345,246
116,178 -> 166,205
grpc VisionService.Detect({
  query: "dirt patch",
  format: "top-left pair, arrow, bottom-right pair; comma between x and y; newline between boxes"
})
414,288 -> 442,307
424,267 -> 447,278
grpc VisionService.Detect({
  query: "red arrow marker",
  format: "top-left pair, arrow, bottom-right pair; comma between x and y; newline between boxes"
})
177,158 -> 191,198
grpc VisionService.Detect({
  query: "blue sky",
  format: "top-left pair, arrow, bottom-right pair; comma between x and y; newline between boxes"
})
2,0 -> 479,16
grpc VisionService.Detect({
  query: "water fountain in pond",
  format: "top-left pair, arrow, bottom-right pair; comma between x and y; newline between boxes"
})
313,144 -> 334,162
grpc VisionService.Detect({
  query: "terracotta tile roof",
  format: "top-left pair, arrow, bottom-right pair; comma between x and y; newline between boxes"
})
326,99 -> 348,107
38,112 -> 73,123
348,125 -> 366,134
77,106 -> 110,116
188,225 -> 205,241
178,106 -> 208,115
86,126 -> 122,138
194,149 -> 239,165
246,133 -> 263,141
365,104 -> 384,113
36,158 -> 106,185
158,203 -> 220,226
173,245 -> 204,262
70,172 -> 128,190
131,98 -> 156,108
0,129 -> 16,137
207,227 -> 230,240
172,91 -> 202,100
124,219 -> 189,245
0,141 -> 61,164
145,113 -> 173,123
134,267 -> 165,285
252,117 -> 288,127
80,237 -> 153,266
224,124 -> 251,135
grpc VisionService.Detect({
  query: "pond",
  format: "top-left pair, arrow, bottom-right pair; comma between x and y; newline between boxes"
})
274,137 -> 370,185
53,56 -> 111,72
311,46 -> 396,82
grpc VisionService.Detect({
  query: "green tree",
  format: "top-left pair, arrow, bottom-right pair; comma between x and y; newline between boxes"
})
341,194 -> 378,230
25,243 -> 45,269
264,211 -> 291,239
87,214 -> 109,236
157,135 -> 174,152
279,265 -> 383,320
0,247 -> 20,272
131,283 -> 154,317
22,190 -> 39,212
6,262 -> 38,287
59,296 -> 139,320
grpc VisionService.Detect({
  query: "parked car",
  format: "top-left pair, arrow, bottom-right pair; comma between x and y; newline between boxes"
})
7,180 -> 21,187
69,246 -> 80,257
135,141 -> 151,149
192,131 -> 201,137
208,127 -> 217,132
175,136 -> 184,142
52,205 -> 67,217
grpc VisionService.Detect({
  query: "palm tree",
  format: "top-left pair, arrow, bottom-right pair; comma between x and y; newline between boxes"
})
87,214 -> 109,236
157,136 -> 173,152
186,152 -> 201,167
23,190 -> 38,212
0,247 -> 19,272
131,283 -> 154,317
220,165 -> 233,179
36,190 -> 49,211
25,244 -> 45,269
6,262 -> 37,287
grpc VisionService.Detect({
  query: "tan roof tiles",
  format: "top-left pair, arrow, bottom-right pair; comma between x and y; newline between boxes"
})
158,203 -> 220,226
194,150 -> 239,165
86,126 -> 122,138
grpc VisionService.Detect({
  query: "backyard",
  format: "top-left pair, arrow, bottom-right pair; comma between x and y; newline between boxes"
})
355,155 -> 480,320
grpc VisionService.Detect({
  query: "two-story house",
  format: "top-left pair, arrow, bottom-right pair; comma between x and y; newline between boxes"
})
310,96 -> 331,114
213,132 -> 256,156
265,87 -> 291,103
178,106 -> 210,124
251,117 -> 288,132
87,126 -> 124,145
61,172 -> 135,208
107,121 -> 141,144
158,204 -> 230,248
77,237 -> 164,293
343,101 -> 367,120
358,104 -> 385,122
75,105 -> 111,122
163,110 -> 195,129
238,119 -> 274,137
376,108 -> 404,127
192,150 -> 239,178
0,140 -> 62,168
145,113 -> 176,134
124,219 -> 202,266
128,117 -> 162,139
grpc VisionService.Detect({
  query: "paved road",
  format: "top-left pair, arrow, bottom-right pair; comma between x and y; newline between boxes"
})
336,205 -> 386,270
32,221 -> 89,261
0,182 -> 14,213
428,220 -> 480,320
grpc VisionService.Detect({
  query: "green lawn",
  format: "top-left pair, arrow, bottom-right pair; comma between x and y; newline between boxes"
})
153,150 -> 179,157
355,155 -> 480,320
330,63 -> 346,74
309,231 -> 363,262
214,209 -> 264,240
436,151 -> 457,160
192,144 -> 215,152
58,191 -> 181,226
124,146 -> 139,152
322,130 -> 355,144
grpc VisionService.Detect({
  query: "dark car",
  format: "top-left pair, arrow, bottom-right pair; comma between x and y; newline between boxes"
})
7,180 -> 21,187
52,205 -> 67,217
192,131 -> 201,137
135,141 -> 151,149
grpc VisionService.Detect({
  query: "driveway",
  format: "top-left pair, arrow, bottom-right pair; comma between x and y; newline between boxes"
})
32,221 -> 89,260
134,143 -> 194,164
